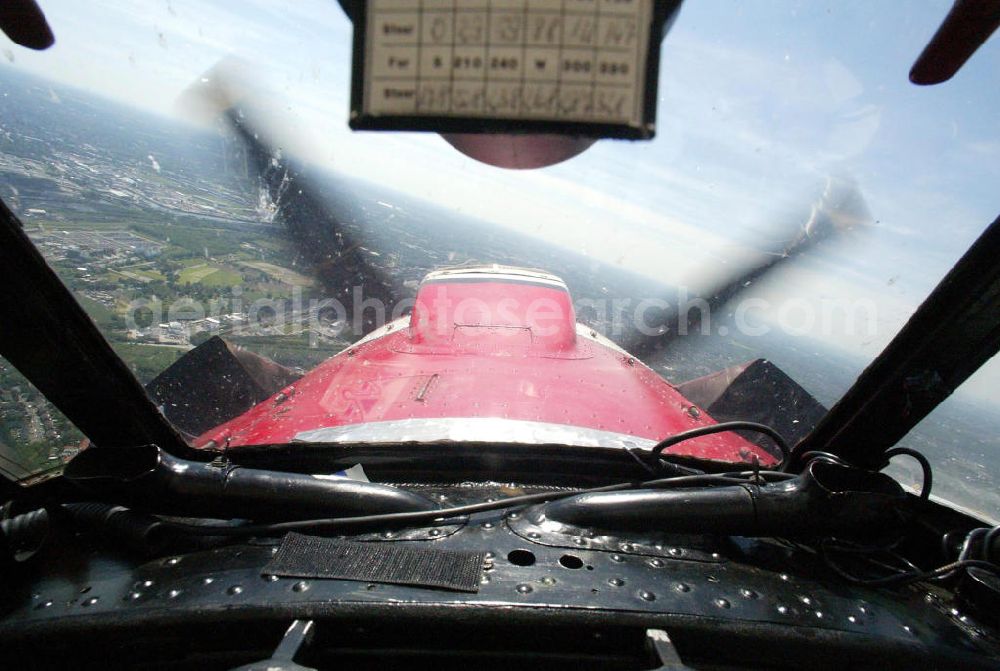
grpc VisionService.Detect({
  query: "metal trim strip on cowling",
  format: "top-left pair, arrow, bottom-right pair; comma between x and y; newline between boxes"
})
293,417 -> 657,450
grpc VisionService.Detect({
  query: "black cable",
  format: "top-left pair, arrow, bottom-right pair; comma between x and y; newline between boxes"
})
165,490 -> 582,536
162,472 -> 770,537
624,446 -> 704,478
823,555 -> 1000,587
624,446 -> 663,477
822,529 -> 1000,587
935,528 -> 991,581
883,447 -> 932,501
651,421 -> 790,470
941,529 -> 963,561
983,526 -> 1000,563
821,536 -> 906,555
822,538 -> 922,575
863,554 -> 924,576
721,470 -> 796,482
796,450 -> 848,466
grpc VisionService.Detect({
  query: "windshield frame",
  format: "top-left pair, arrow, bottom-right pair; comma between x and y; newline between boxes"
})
791,214 -> 1000,470
0,197 -> 194,475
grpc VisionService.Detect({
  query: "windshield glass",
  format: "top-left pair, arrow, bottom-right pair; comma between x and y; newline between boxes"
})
0,355 -> 83,482
0,1 -> 997,515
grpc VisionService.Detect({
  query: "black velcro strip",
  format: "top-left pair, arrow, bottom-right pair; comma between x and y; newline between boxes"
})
264,533 -> 484,593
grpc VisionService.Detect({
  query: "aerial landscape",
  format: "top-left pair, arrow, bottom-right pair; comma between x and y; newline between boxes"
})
0,65 -> 997,520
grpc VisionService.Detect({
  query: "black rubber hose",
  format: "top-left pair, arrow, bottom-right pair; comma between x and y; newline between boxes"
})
62,502 -> 172,556
63,444 -> 439,521
0,508 -> 49,562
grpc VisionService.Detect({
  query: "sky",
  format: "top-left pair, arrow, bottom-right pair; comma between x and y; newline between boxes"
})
1,0 -> 999,400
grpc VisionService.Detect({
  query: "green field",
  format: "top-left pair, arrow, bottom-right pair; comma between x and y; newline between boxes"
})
26,220 -> 128,231
130,223 -> 250,256
202,268 -> 243,287
228,333 -> 344,370
178,263 -> 243,287
110,343 -> 189,384
238,261 -> 314,287
75,293 -> 120,330
113,268 -> 165,283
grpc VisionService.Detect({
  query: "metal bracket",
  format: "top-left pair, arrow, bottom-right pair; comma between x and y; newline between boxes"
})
646,629 -> 694,670
231,619 -> 316,671
507,511 -> 723,563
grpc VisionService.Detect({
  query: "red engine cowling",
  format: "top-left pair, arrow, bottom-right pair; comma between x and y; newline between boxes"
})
191,265 -> 776,466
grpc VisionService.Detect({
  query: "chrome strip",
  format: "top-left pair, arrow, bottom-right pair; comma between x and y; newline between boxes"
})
348,316 -> 409,349
423,265 -> 568,288
292,417 -> 657,449
575,322 -> 630,356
